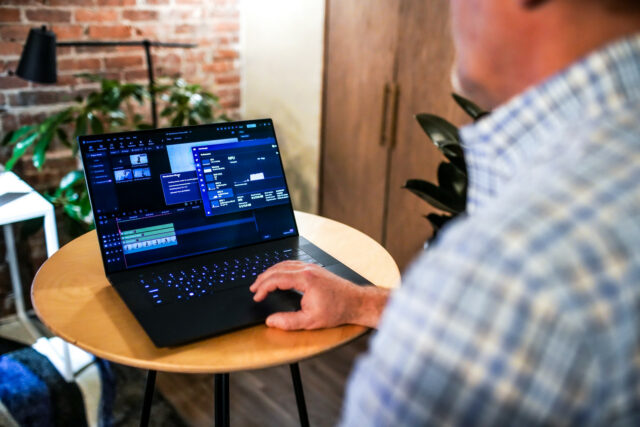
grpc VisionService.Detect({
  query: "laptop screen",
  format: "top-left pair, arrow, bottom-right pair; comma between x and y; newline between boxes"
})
79,119 -> 298,274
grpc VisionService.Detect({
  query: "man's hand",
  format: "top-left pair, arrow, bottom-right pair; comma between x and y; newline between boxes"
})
250,261 -> 390,330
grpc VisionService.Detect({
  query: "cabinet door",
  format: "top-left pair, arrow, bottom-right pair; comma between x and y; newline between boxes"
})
320,0 -> 401,242
383,0 -> 470,270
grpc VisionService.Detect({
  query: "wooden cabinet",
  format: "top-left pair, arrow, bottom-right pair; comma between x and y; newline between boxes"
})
320,0 -> 469,270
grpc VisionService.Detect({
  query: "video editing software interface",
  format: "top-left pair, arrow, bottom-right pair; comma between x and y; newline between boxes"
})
80,120 -> 297,274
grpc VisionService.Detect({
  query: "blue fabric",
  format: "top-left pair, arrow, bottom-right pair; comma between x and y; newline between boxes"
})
0,354 -> 52,426
0,347 -> 116,427
342,33 -> 640,426
7,349 -> 88,426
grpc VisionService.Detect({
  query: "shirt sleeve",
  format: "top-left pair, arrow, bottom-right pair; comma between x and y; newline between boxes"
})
340,219 -> 600,426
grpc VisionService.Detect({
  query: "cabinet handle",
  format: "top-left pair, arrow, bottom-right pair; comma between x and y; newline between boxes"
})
379,83 -> 391,146
388,82 -> 400,149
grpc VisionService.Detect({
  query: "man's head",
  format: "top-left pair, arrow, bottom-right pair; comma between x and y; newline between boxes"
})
450,0 -> 640,109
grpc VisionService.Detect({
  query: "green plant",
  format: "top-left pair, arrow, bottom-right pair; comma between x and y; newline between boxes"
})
403,93 -> 488,239
1,73 -> 228,235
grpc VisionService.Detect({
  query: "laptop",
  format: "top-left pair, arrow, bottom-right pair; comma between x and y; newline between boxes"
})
79,118 -> 370,347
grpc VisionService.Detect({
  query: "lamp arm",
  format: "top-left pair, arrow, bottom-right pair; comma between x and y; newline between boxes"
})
56,41 -> 196,48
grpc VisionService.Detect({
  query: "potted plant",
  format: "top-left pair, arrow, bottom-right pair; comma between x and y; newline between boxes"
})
404,94 -> 488,241
1,74 -> 229,237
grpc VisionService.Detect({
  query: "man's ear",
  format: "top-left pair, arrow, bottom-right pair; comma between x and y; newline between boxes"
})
516,0 -> 551,9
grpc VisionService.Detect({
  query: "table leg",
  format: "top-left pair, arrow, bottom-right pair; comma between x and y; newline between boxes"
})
290,363 -> 310,427
215,373 -> 230,427
140,370 -> 157,427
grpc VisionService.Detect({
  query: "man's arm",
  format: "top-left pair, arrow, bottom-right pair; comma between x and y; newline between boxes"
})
250,261 -> 390,329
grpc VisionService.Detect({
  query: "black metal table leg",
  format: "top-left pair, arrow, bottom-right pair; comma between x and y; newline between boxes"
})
140,370 -> 157,427
215,373 -> 230,427
290,363 -> 310,427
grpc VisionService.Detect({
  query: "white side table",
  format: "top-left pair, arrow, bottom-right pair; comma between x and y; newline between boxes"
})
0,171 -> 91,381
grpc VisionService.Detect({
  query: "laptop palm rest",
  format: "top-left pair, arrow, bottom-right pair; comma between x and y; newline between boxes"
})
132,285 -> 301,348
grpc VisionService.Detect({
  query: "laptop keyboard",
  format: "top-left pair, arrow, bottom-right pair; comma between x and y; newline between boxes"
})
137,248 -> 323,306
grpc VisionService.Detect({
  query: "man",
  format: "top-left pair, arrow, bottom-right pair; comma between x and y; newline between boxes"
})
251,0 -> 640,424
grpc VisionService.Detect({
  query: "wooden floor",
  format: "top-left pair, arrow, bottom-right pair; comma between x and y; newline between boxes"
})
156,334 -> 371,427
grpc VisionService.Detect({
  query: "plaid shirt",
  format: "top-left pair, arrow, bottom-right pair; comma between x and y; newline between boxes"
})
341,34 -> 640,426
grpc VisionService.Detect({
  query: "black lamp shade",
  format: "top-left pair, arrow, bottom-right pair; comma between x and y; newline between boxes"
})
16,27 -> 57,84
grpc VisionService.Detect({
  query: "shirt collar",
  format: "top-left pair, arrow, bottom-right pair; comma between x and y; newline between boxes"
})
460,33 -> 640,213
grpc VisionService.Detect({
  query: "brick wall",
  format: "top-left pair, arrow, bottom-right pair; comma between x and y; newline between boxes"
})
0,0 -> 241,316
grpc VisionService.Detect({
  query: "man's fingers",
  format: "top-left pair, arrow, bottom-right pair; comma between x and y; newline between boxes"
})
252,272 -> 309,301
265,311 -> 310,330
250,261 -> 307,292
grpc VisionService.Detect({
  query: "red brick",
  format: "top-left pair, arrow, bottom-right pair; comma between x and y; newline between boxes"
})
202,60 -> 234,73
217,87 -> 240,98
105,55 -> 142,68
74,9 -> 119,23
175,24 -> 196,34
214,49 -> 239,60
0,0 -> 42,5
215,74 -> 239,85
156,59 -> 181,77
176,0 -> 201,4
124,69 -> 148,80
0,76 -> 28,89
219,97 -> 239,109
9,90 -> 72,107
146,0 -> 170,5
0,8 -> 20,22
184,50 -> 205,62
0,25 -> 31,41
1,59 -> 19,73
1,113 -> 18,131
50,0 -> 95,5
57,58 -> 102,71
17,111 -> 48,126
55,74 -> 82,86
56,46 -> 74,56
122,10 -> 158,21
96,0 -> 136,5
213,20 -> 239,32
0,41 -> 22,56
0,93 -> 5,104
170,9 -> 202,20
51,25 -> 85,40
132,25 -> 159,38
89,25 -> 131,39
115,45 -> 141,53
26,9 -> 71,23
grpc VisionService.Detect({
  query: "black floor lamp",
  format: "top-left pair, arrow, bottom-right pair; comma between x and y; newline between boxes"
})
15,26 -> 196,129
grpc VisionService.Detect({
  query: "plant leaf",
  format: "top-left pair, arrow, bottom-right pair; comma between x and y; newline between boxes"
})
75,73 -> 104,83
75,114 -> 88,138
59,169 -> 85,190
438,139 -> 463,157
89,114 -> 104,134
415,114 -> 460,148
426,213 -> 452,233
4,132 -> 38,170
403,179 -> 465,214
452,93 -> 489,121
56,127 -> 70,148
33,126 -> 55,169
1,125 -> 36,146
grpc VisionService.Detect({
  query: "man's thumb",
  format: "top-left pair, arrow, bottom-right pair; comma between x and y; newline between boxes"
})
266,311 -> 308,330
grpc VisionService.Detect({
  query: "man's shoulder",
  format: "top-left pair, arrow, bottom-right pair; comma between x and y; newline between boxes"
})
417,105 -> 640,316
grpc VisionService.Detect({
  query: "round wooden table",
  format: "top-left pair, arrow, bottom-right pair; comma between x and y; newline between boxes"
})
32,211 -> 400,425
